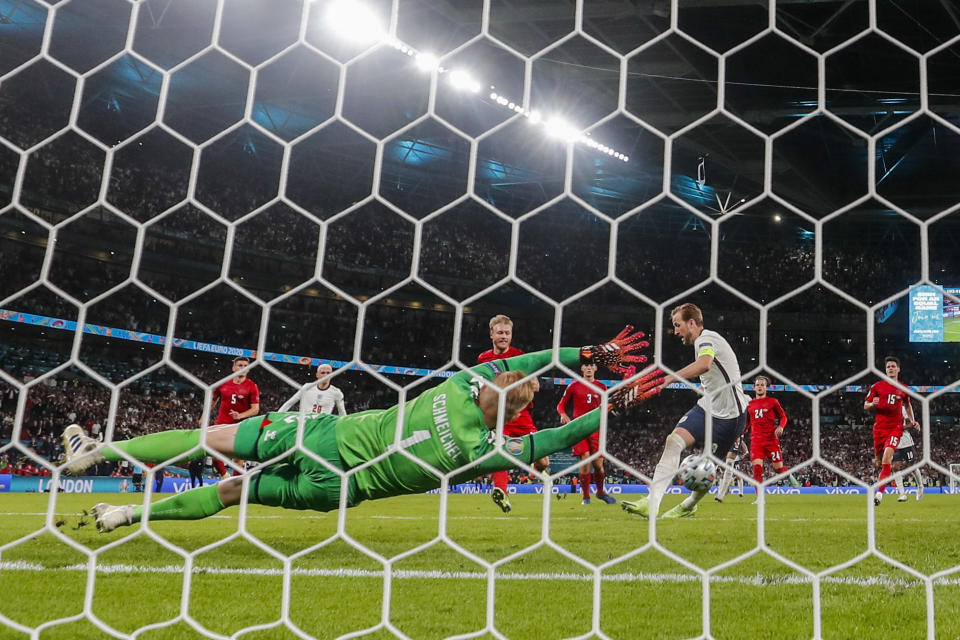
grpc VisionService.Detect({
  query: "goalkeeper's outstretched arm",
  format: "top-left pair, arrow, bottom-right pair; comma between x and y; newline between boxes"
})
464,369 -> 664,477
463,326 -> 650,385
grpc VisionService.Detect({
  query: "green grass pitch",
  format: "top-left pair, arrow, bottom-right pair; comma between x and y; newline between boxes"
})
1,492 -> 959,639
944,316 -> 960,342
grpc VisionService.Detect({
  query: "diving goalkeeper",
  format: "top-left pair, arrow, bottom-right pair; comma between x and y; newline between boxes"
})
62,328 -> 661,533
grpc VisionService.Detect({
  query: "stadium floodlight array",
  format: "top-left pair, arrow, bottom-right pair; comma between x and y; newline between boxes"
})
325,0 -> 631,162
0,0 -> 959,639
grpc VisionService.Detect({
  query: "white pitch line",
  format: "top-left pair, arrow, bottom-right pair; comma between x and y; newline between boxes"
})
0,561 -> 954,588
0,512 -> 947,524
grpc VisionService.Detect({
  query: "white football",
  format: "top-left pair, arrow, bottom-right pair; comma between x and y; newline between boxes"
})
678,454 -> 716,492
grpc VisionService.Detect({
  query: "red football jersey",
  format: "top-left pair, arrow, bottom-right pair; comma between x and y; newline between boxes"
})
215,378 -> 260,424
477,346 -> 535,432
866,380 -> 910,431
557,379 -> 607,419
477,346 -> 525,362
746,396 -> 787,442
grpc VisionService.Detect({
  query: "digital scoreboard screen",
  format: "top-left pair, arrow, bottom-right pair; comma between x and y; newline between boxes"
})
909,286 -> 960,342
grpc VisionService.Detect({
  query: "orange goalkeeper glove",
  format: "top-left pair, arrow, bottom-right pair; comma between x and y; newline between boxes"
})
579,325 -> 650,376
609,369 -> 665,415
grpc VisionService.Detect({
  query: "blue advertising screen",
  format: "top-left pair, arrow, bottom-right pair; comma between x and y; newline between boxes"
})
909,286 -> 960,342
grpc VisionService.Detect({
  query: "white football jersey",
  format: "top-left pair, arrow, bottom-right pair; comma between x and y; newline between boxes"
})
694,329 -> 750,419
898,429 -> 915,449
299,384 -> 346,416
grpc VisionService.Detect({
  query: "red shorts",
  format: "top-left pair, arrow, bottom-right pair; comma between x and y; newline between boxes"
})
873,427 -> 903,458
751,440 -> 783,463
572,431 -> 600,457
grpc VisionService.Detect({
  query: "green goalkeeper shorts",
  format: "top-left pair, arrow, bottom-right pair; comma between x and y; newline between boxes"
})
233,412 -> 357,512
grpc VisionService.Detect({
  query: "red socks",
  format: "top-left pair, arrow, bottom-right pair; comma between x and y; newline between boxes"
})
595,470 -> 606,497
878,463 -> 892,493
491,470 -> 509,492
580,473 -> 592,498
753,464 -> 763,484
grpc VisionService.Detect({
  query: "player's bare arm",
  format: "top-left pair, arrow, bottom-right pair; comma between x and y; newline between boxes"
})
905,399 -> 919,428
230,402 -> 260,421
661,353 -> 713,389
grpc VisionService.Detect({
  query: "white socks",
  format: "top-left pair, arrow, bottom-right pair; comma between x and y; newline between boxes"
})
649,432 -> 686,517
681,487 -> 709,509
717,462 -> 734,500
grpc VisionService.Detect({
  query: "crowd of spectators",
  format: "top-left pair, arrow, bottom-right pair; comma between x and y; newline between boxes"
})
3,350 -> 960,488
2,161 -> 960,490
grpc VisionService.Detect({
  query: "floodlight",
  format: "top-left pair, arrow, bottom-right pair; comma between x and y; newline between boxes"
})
415,52 -> 439,71
449,70 -> 480,92
326,1 -> 385,43
544,117 -> 580,143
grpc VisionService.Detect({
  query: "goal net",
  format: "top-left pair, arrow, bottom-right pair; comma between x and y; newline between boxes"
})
1,0 -> 959,638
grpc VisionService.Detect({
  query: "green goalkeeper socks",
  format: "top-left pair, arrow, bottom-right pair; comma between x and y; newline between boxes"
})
102,429 -> 204,464
133,484 -> 225,522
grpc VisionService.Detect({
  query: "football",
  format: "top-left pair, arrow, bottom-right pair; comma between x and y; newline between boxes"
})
678,454 -> 717,492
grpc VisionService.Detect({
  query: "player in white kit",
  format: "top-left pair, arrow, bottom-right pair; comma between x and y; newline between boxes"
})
622,303 -> 750,520
892,407 -> 923,502
299,363 -> 347,416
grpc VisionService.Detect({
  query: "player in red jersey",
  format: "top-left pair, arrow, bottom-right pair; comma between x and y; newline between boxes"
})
746,375 -> 800,490
865,356 -> 918,506
206,356 -> 261,479
477,314 -> 545,513
557,363 -> 616,505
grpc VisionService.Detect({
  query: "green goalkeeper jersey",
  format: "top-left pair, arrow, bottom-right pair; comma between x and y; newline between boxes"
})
335,348 -> 602,502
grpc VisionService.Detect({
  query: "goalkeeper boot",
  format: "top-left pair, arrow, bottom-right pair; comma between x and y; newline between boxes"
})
92,503 -> 135,533
597,493 -> 617,505
62,424 -> 104,475
661,502 -> 697,519
621,496 -> 650,519
491,487 -> 512,514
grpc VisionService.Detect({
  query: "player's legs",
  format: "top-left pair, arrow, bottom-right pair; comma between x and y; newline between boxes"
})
715,452 -> 737,502
669,413 -> 746,517
769,445 -> 802,488
93,414 -> 347,532
622,421 -> 693,519
878,443 -> 897,490
891,458 -> 908,500
577,455 -> 592,504
573,437 -> 592,502
874,434 -> 898,505
94,479 -> 238,533
491,425 -> 540,513
590,438 -> 615,504
63,422 -> 242,475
